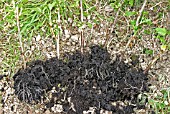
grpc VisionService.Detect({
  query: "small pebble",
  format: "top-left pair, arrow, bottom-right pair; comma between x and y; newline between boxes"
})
105,5 -> 114,12
47,47 -> 52,52
35,110 -> 39,113
71,35 -> 79,41
141,62 -> 147,70
64,30 -> 70,38
41,40 -> 45,45
36,35 -> 41,42
64,29 -> 70,35
71,41 -> 76,45
51,104 -> 63,113
66,42 -> 71,46
81,24 -> 87,29
31,45 -> 35,51
87,15 -> 91,20
65,34 -> 70,39
68,18 -> 73,23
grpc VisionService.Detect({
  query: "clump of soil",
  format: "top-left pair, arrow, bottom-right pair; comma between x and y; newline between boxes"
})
13,45 -> 149,113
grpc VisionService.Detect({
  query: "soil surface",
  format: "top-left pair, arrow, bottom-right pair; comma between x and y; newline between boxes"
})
12,45 -> 149,114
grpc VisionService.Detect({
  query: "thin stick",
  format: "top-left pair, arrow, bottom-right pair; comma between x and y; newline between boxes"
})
104,8 -> 120,47
125,0 -> 147,49
16,6 -> 26,69
149,1 -> 165,10
104,0 -> 124,47
57,9 -> 60,59
49,9 -> 60,59
143,54 -> 160,74
80,0 -> 84,53
136,0 -> 147,26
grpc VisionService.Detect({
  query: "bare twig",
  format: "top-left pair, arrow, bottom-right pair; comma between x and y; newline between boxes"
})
136,0 -> 147,26
49,9 -> 60,59
80,0 -> 84,53
125,35 -> 136,49
125,0 -> 147,49
149,1 -> 167,11
104,0 -> 124,47
104,7 -> 121,47
15,6 -> 26,69
143,53 -> 160,74
57,9 -> 60,59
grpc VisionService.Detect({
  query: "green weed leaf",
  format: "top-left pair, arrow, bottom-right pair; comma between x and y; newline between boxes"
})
141,18 -> 152,25
87,22 -> 92,28
157,35 -> 166,44
130,20 -> 136,26
156,28 -> 167,36
144,48 -> 153,55
129,0 -> 134,6
125,11 -> 136,17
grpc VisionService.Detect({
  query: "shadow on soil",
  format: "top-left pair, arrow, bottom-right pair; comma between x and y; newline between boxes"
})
13,45 -> 149,113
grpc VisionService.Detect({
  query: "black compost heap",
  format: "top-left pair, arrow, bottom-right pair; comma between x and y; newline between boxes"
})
13,45 -> 149,113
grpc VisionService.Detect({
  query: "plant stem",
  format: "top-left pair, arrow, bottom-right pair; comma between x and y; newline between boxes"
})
136,0 -> 147,26
57,9 -> 60,59
80,0 -> 84,53
143,53 -> 160,74
125,0 -> 147,49
15,6 -> 26,69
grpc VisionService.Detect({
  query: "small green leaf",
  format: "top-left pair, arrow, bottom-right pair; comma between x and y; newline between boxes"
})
83,12 -> 88,17
167,30 -> 170,35
149,99 -> 156,105
130,20 -> 136,26
141,18 -> 152,25
157,36 -> 166,44
87,22 -> 92,28
129,0 -> 134,6
110,3 -> 115,8
90,6 -> 96,12
144,29 -> 151,34
125,11 -> 136,17
159,102 -> 165,109
144,49 -> 153,55
156,28 -> 167,36
110,2 -> 121,9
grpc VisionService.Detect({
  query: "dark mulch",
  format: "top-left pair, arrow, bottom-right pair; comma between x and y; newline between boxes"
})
13,45 -> 149,113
